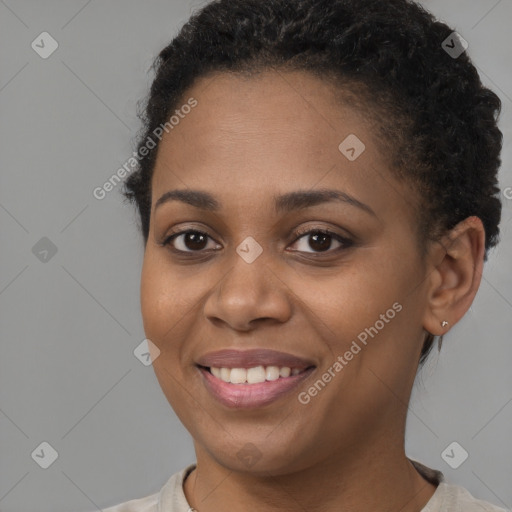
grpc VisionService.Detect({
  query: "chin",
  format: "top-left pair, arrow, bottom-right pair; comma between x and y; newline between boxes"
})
199,433 -> 313,476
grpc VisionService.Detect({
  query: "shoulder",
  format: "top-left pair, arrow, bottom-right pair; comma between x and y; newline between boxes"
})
94,464 -> 196,512
425,482 -> 509,512
409,458 -> 508,512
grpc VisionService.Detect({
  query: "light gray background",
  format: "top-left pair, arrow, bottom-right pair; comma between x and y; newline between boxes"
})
0,1 -> 511,511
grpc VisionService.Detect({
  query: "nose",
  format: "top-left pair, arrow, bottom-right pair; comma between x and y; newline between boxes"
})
203,252 -> 292,331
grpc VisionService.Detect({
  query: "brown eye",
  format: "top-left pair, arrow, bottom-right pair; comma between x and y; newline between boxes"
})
289,229 -> 352,254
164,230 -> 220,253
307,232 -> 332,252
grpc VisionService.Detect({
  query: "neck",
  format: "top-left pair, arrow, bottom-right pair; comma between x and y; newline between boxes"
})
183,438 -> 437,512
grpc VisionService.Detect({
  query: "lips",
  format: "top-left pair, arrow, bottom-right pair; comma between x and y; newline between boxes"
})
196,348 -> 315,369
195,349 -> 316,408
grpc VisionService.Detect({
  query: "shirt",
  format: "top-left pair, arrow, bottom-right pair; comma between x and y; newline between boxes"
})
98,459 -> 508,512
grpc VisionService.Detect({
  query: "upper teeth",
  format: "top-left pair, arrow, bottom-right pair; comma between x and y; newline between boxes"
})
210,365 -> 302,384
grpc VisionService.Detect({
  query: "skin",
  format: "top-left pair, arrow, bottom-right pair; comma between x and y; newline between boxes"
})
140,69 -> 485,512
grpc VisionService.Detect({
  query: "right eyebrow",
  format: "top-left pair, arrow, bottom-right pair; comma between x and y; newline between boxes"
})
155,189 -> 220,212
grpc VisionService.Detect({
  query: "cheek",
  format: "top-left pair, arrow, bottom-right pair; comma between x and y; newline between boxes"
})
139,254 -> 201,411
290,264 -> 389,337
140,252 -> 200,338
290,259 -> 416,375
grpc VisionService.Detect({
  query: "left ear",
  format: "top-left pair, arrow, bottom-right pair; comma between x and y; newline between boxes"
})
422,216 -> 486,337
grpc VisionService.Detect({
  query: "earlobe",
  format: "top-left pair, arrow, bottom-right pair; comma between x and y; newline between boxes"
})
421,216 -> 485,337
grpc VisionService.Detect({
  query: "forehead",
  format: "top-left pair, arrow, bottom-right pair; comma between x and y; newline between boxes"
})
151,69 -> 414,224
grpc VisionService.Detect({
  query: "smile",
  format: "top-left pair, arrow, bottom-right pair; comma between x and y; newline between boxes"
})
197,364 -> 315,408
211,365 -> 303,383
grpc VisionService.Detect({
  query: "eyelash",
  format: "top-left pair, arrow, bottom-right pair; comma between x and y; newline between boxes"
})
161,227 -> 353,256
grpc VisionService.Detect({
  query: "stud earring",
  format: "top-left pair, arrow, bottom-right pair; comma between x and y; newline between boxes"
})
441,320 -> 449,327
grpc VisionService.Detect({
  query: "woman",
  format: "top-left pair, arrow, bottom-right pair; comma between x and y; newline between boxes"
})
106,0 -> 506,510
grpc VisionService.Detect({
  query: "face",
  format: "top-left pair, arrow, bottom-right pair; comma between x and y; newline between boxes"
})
141,70 -> 434,475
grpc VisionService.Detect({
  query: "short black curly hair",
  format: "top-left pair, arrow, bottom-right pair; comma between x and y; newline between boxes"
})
123,0 -> 503,365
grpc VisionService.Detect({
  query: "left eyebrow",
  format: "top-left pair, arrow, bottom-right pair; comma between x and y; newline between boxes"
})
154,188 -> 377,218
274,189 -> 377,217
